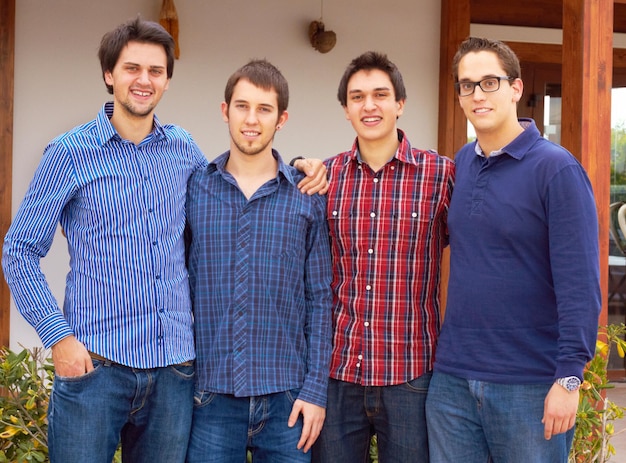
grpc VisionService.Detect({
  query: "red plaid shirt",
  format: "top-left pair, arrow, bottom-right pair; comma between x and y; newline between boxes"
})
325,130 -> 455,386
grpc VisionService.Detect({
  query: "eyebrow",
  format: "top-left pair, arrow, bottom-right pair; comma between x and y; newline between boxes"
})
348,86 -> 392,94
232,99 -> 275,109
122,61 -> 166,70
457,74 -> 500,82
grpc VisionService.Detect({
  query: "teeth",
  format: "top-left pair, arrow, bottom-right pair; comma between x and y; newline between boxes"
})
243,131 -> 259,136
475,108 -> 489,113
133,90 -> 150,97
363,117 -> 380,122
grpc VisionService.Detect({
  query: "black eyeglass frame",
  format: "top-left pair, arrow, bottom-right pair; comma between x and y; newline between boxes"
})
454,76 -> 515,97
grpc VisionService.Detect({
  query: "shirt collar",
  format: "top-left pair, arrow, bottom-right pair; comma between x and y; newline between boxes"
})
474,118 -> 539,160
209,149 -> 296,186
349,129 -> 411,165
95,101 -> 166,146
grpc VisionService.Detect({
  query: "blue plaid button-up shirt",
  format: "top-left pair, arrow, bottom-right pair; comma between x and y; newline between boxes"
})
186,150 -> 333,407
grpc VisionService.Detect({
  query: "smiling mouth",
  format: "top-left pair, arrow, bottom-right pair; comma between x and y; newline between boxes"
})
131,90 -> 151,97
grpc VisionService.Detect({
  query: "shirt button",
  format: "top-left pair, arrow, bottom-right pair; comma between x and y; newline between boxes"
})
356,363 -> 361,368
358,354 -> 363,360
368,248 -> 374,254
366,285 -> 372,291
155,275 -> 161,280
370,212 -> 376,218
373,178 -> 379,183
152,241 -> 158,246
364,321 -> 370,327
412,212 -> 417,218
332,210 -> 338,217
159,308 -> 164,313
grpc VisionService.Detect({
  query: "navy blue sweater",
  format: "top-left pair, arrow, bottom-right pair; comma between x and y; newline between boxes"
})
435,119 -> 601,383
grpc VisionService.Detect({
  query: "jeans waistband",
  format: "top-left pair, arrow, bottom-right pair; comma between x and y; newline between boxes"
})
88,351 -> 193,368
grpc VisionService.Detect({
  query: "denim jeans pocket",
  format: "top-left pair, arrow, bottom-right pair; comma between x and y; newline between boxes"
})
285,388 -> 301,404
403,371 -> 432,393
169,362 -> 195,379
54,360 -> 103,382
193,390 -> 218,407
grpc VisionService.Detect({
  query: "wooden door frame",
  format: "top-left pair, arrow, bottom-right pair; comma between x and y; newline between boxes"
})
0,0 -> 15,349
438,0 -> 613,332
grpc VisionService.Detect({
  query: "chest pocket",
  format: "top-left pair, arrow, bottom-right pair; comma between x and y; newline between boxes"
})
328,200 -> 437,259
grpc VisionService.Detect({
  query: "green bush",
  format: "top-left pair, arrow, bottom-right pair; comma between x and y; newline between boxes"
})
569,324 -> 626,462
0,347 -> 51,463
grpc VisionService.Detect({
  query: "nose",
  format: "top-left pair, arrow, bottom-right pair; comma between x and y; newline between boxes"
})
137,69 -> 151,84
364,94 -> 376,110
244,110 -> 258,125
472,83 -> 487,99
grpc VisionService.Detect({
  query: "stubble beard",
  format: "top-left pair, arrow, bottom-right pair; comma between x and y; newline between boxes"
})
231,131 -> 275,157
119,97 -> 156,119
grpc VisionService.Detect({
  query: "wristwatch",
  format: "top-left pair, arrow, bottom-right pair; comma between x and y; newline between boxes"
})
289,156 -> 304,167
555,376 -> 581,392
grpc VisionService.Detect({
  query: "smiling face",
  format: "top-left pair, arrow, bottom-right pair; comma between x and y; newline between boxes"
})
222,78 -> 288,157
104,41 -> 170,120
456,50 -> 523,138
343,69 -> 404,145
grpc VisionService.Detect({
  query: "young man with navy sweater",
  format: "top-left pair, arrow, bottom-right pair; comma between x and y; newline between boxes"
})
425,37 -> 601,463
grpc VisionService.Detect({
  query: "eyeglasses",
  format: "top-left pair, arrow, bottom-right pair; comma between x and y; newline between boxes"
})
454,76 -> 514,97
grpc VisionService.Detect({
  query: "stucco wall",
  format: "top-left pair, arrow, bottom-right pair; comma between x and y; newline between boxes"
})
10,0 -> 442,349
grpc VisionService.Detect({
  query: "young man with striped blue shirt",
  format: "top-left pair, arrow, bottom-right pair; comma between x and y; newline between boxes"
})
2,17 -> 201,463
2,19 -> 327,463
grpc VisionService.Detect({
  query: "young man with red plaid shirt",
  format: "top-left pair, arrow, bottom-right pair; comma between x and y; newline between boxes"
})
309,51 -> 455,463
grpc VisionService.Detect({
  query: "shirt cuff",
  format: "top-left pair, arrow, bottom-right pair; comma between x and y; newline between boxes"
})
36,311 -> 74,348
554,361 -> 586,381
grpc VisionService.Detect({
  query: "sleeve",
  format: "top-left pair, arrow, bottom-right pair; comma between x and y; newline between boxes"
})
547,162 -> 601,379
298,195 -> 333,407
2,141 -> 78,348
440,157 -> 456,247
184,130 -> 208,170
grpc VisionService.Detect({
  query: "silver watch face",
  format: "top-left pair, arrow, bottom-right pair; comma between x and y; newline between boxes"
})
558,376 -> 581,391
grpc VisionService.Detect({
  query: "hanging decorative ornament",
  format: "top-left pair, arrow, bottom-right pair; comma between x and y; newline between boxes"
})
159,0 -> 180,59
309,20 -> 336,54
308,0 -> 336,54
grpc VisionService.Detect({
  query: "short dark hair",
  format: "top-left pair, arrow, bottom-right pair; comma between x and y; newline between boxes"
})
337,51 -> 406,106
98,16 -> 175,94
452,37 -> 521,82
224,59 -> 289,116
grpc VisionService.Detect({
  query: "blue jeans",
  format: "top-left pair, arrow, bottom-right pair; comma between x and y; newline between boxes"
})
425,371 -> 574,463
186,390 -> 309,463
311,374 -> 431,463
48,357 -> 194,463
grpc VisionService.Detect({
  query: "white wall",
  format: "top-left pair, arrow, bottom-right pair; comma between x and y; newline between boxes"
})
10,0 -> 442,349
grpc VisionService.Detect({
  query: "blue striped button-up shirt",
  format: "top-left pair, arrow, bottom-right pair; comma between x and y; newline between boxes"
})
2,102 -> 207,368
186,151 -> 333,407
